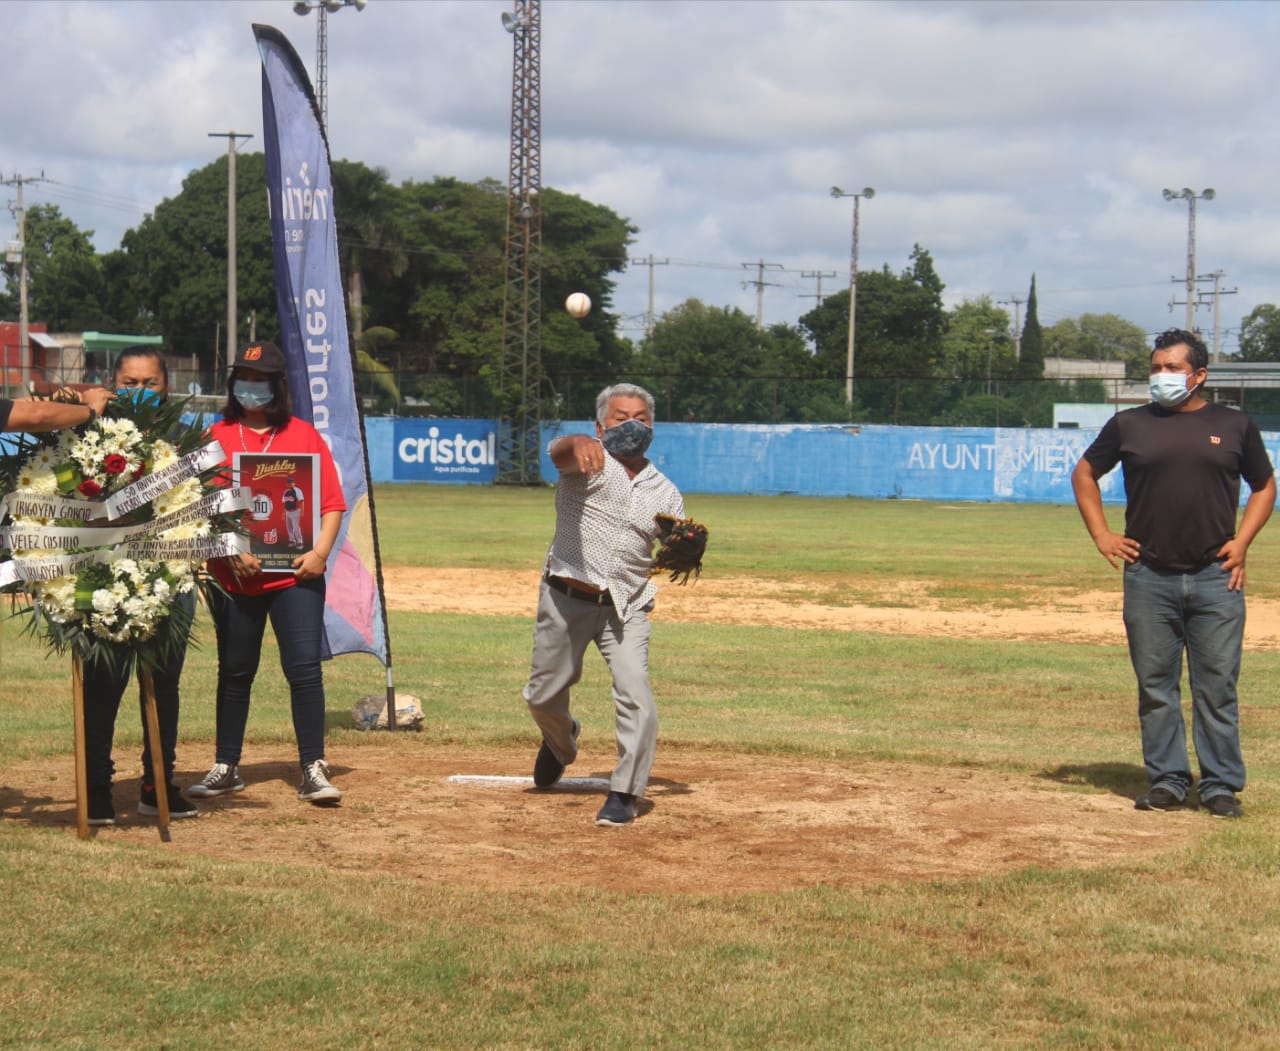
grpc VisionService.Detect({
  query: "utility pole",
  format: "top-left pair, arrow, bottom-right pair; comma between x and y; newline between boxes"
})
831,185 -> 875,407
3,171 -> 48,391
800,269 -> 837,305
1162,187 -> 1214,332
997,294 -> 1024,361
740,259 -> 783,330
630,253 -> 669,337
208,132 -> 253,374
1197,269 -> 1237,362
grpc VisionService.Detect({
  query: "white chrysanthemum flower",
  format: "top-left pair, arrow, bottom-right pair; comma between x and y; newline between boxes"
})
31,447 -> 59,470
158,519 -> 198,541
151,440 -> 178,469
92,589 -> 120,615
153,577 -> 172,603
112,559 -> 144,587
24,468 -> 59,496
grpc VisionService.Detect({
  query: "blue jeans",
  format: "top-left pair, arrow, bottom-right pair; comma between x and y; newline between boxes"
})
208,579 -> 328,767
1122,560 -> 1246,801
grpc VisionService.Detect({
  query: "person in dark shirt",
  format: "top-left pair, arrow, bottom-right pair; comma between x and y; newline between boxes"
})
0,389 -> 110,432
1072,329 -> 1276,818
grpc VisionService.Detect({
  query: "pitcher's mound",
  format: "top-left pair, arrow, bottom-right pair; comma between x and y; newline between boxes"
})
1,745 -> 1197,894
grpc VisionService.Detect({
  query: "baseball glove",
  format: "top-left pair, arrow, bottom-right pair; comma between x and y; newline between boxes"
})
650,513 -> 709,585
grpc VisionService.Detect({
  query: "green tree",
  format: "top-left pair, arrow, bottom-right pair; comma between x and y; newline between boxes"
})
332,160 -> 410,341
1,205 -> 116,331
941,297 -> 1014,384
119,152 -> 275,362
1016,274 -> 1044,380
1239,304 -> 1280,361
1043,312 -> 1150,378
799,245 -> 948,423
633,299 -> 777,422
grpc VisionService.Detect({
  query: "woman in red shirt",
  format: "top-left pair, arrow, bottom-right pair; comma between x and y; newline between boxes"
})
188,341 -> 347,805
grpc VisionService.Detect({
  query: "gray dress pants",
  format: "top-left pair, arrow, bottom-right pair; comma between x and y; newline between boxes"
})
523,582 -> 657,796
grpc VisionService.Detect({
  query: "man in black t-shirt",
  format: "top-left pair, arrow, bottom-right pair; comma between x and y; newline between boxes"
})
1072,329 -> 1276,819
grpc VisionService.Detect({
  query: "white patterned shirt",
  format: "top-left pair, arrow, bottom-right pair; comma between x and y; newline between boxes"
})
545,443 -> 684,617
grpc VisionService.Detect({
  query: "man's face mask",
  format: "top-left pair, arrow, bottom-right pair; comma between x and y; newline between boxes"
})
1149,371 -> 1197,409
116,387 -> 162,407
600,418 -> 653,458
234,380 -> 274,410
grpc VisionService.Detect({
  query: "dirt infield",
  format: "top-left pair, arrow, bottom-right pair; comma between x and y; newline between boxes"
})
3,565 -> 1229,891
384,566 -> 1280,650
3,746 -> 1195,894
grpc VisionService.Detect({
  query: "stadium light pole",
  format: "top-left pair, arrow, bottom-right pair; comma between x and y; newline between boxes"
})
293,0 -> 368,132
831,185 -> 875,408
1162,186 -> 1214,332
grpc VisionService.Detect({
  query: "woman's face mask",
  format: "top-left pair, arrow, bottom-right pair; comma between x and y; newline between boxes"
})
600,418 -> 653,458
116,387 -> 162,407
234,379 -> 274,410
1149,371 -> 1197,409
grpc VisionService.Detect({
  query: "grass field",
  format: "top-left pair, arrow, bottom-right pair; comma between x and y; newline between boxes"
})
3,486 -> 1280,1048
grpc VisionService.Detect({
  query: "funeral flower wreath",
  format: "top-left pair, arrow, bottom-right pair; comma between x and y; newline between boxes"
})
0,394 -> 249,671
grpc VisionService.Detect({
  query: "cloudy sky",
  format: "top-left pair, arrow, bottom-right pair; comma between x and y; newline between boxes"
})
4,0 -> 1280,352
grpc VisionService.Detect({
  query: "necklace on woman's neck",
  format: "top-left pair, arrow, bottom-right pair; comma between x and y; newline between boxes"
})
239,421 -> 278,454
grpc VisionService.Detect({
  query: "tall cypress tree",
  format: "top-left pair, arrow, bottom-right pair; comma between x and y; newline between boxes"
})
1017,273 -> 1045,379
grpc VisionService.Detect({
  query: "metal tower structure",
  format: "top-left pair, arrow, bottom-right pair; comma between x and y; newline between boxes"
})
497,0 -> 543,485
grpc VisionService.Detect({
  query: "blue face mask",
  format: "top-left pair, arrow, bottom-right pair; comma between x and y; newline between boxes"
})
116,387 -> 162,407
234,380 -> 274,410
600,418 -> 653,458
1149,372 -> 1195,409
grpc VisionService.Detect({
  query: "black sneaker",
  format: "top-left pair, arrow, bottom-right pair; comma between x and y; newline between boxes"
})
87,786 -> 115,827
595,791 -> 638,827
138,783 -> 199,819
186,762 -> 245,798
1200,793 -> 1243,819
1135,785 -> 1186,811
298,759 -> 343,804
532,720 -> 580,789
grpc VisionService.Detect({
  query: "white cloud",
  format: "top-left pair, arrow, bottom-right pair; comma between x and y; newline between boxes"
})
4,0 -> 1280,352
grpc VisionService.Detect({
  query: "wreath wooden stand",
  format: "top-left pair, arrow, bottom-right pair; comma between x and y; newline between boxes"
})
71,650 -> 169,839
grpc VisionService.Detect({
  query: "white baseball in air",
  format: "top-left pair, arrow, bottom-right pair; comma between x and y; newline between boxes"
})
565,292 -> 592,318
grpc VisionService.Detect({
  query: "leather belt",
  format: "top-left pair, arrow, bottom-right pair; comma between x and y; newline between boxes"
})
545,574 -> 613,607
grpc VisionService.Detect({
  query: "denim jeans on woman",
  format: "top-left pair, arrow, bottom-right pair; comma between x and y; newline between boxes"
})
1122,559 -> 1245,803
208,577 -> 327,767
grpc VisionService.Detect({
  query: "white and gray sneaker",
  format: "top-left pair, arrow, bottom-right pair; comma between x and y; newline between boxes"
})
186,762 -> 245,798
298,759 -> 343,804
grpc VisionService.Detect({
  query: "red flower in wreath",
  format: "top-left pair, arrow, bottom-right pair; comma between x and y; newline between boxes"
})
78,478 -> 103,498
104,453 -> 129,475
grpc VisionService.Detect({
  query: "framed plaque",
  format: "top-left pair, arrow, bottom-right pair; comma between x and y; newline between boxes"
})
232,453 -> 320,572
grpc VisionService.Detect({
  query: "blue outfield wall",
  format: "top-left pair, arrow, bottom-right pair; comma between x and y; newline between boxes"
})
363,418 -> 1280,505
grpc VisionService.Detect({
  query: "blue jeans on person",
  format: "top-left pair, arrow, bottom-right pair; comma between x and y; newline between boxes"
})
82,591 -> 194,789
1122,559 -> 1246,802
208,578 -> 328,767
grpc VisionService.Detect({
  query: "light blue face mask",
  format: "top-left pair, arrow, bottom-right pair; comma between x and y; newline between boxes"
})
1149,372 -> 1195,409
234,380 -> 274,410
116,387 -> 162,407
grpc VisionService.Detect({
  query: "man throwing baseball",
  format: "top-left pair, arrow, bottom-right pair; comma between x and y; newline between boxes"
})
523,382 -> 684,826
